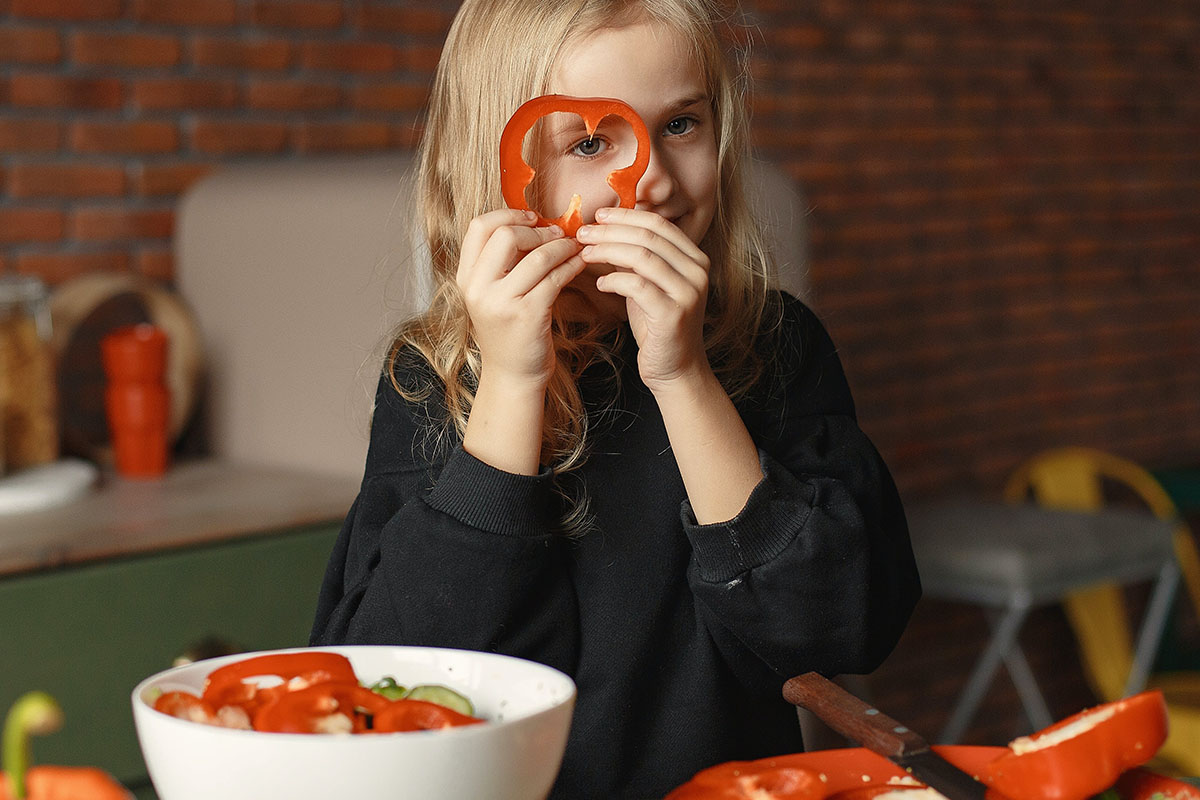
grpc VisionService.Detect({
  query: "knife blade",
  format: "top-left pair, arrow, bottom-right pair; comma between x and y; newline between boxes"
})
783,672 -> 1005,800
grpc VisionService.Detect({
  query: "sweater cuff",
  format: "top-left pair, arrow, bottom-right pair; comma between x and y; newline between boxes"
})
425,446 -> 554,536
682,451 -> 814,581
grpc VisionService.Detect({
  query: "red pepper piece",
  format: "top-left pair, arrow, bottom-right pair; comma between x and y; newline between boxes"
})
980,689 -> 1168,800
252,682 -> 390,734
1115,768 -> 1200,800
152,691 -> 217,725
499,94 -> 651,236
372,699 -> 484,733
202,651 -> 357,713
664,759 -> 827,799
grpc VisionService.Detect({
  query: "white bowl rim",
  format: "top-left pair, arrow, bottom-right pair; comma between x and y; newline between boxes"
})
132,644 -> 576,742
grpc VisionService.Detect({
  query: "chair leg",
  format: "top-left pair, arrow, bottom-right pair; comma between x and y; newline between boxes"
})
939,600 -> 1030,744
1001,635 -> 1054,731
1124,561 -> 1182,696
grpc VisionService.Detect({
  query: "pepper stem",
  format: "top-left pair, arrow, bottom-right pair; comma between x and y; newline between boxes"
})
3,691 -> 64,800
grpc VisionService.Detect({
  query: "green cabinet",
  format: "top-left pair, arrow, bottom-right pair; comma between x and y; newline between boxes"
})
0,523 -> 339,792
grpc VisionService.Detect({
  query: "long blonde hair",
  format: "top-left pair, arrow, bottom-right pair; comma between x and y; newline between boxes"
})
392,0 -> 777,487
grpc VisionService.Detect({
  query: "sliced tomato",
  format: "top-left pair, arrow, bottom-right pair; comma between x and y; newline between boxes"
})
664,759 -> 828,799
371,698 -> 484,733
980,690 -> 1168,800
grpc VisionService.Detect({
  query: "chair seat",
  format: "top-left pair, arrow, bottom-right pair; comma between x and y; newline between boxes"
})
906,500 -> 1178,607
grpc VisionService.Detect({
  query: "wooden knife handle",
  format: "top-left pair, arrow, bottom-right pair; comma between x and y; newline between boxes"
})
783,672 -> 930,758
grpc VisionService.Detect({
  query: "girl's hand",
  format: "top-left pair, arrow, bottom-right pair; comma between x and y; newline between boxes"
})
456,209 -> 586,389
577,206 -> 711,391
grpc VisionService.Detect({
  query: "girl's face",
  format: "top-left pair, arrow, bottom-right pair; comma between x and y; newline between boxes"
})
537,20 -> 719,247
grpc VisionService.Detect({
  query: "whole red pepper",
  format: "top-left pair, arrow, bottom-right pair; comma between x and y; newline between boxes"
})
499,94 -> 651,236
980,690 -> 1168,800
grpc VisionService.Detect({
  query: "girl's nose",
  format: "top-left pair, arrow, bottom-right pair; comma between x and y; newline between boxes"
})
635,143 -> 675,210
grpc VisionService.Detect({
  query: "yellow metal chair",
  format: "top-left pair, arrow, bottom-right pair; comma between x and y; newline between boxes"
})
1005,446 -> 1200,774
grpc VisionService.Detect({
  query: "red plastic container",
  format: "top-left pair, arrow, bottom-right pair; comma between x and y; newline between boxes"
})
101,324 -> 170,478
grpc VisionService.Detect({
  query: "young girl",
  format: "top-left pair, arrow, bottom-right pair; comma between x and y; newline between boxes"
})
311,0 -> 921,796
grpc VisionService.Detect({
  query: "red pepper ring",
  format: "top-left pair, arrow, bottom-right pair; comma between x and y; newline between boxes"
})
372,698 -> 484,733
201,651 -> 357,711
980,689 -> 1168,800
499,94 -> 652,236
252,682 -> 390,734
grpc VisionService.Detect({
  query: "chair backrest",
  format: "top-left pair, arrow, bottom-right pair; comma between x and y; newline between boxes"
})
1003,446 -> 1200,700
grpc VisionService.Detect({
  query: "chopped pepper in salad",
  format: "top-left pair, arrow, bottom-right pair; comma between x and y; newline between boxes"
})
150,651 -> 483,735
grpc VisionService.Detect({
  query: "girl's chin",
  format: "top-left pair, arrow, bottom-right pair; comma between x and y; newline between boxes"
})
556,285 -> 628,324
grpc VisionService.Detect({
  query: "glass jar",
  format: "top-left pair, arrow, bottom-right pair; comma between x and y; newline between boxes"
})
0,275 -> 58,475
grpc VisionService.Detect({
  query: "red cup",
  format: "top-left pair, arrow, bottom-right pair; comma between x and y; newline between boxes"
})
102,324 -> 171,478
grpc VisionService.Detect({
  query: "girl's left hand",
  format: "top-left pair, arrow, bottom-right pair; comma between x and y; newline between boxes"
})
577,207 -> 711,391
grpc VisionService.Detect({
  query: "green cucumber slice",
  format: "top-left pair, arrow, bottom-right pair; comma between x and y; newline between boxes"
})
406,684 -> 474,716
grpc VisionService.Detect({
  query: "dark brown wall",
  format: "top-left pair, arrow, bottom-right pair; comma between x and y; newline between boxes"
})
2,0 -> 1198,746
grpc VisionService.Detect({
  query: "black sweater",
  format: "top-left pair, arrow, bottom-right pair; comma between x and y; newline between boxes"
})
311,293 -> 921,799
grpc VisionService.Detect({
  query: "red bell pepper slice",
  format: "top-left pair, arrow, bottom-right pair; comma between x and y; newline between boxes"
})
499,94 -> 651,236
664,759 -> 827,799
371,698 -> 484,733
201,651 -> 357,714
980,689 -> 1168,800
252,682 -> 390,734
152,691 -> 218,725
1115,768 -> 1200,800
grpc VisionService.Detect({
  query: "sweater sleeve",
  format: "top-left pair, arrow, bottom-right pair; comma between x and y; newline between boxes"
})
309,361 -> 580,676
683,296 -> 920,690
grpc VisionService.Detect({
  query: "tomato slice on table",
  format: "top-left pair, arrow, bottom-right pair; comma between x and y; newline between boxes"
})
980,689 -> 1168,800
499,94 -> 651,236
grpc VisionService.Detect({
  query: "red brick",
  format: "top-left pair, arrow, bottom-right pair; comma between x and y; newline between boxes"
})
191,120 -> 289,154
0,27 -> 62,64
135,246 -> 174,280
246,79 -> 341,111
14,250 -> 130,283
390,122 -> 423,149
8,163 -> 126,198
11,0 -> 122,21
10,74 -> 123,110
71,31 -> 182,68
132,0 -> 237,27
0,208 -> 65,244
296,121 -> 391,153
300,41 -> 399,73
252,0 -> 343,29
353,82 -> 428,113
396,43 -> 442,73
132,77 -> 239,110
136,162 -> 215,196
356,5 -> 451,36
0,119 -> 63,152
71,121 -> 180,154
71,207 -> 175,242
191,36 -> 291,70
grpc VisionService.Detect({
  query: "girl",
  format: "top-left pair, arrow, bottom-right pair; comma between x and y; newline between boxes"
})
311,0 -> 921,797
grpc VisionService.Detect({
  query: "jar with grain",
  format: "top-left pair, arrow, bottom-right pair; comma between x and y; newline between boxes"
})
0,275 -> 59,475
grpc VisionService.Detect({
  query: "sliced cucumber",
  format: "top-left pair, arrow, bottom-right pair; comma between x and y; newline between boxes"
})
406,684 -> 474,716
368,676 -> 409,701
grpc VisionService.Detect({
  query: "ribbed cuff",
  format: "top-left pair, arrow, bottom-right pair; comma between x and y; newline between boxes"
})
425,446 -> 554,536
683,452 -> 814,582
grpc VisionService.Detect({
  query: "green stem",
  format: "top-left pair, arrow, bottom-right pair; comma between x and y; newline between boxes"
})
3,692 -> 63,800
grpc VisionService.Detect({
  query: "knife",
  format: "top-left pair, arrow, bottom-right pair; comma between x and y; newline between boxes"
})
783,672 -> 1005,800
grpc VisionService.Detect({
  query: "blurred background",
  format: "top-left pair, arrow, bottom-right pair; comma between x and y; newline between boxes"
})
1,0 -> 1198,775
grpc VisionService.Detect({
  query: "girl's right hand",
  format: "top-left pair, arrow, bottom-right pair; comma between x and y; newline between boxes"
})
456,209 -> 586,389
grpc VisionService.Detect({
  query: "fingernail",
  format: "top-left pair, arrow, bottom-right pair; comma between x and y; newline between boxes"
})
595,208 -> 612,221
581,245 -> 595,257
547,224 -> 563,236
523,210 -> 537,220
576,225 -> 593,240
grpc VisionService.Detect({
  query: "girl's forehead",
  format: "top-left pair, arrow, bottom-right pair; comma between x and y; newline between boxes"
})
549,20 -> 707,118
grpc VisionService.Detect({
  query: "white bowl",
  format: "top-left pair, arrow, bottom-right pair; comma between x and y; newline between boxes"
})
132,645 -> 575,800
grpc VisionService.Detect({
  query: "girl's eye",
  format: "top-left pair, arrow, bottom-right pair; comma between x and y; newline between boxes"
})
571,137 -> 606,158
664,117 -> 696,136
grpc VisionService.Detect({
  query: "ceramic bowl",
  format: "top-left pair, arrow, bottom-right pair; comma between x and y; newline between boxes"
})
132,645 -> 575,800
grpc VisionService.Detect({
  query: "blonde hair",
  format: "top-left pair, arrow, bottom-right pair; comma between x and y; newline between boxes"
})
392,0 -> 777,507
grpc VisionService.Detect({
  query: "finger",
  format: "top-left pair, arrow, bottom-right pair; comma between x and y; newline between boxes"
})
460,209 -> 538,268
525,253 -> 589,307
592,269 -> 678,319
579,241 -> 700,302
577,219 -> 707,287
469,223 -> 567,285
504,237 -> 583,296
591,207 -> 709,266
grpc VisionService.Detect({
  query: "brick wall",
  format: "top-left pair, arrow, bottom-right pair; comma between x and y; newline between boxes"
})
3,0 -> 1198,748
